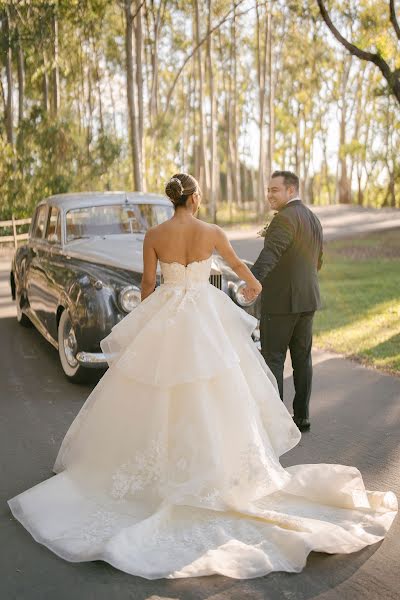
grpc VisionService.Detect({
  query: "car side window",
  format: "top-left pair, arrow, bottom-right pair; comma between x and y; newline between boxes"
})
45,206 -> 61,244
56,211 -> 62,242
29,209 -> 38,238
32,205 -> 48,240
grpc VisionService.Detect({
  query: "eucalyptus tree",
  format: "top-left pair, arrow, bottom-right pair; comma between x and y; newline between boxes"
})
317,0 -> 400,105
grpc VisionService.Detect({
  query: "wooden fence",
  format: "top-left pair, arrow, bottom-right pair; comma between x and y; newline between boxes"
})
0,216 -> 31,248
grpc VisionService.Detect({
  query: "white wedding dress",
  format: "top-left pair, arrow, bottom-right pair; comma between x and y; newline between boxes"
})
8,256 -> 397,579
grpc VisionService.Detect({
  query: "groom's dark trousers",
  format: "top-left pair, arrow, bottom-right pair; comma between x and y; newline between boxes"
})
251,200 -> 323,419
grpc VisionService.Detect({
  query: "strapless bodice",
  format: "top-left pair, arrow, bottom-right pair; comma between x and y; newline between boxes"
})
160,255 -> 213,287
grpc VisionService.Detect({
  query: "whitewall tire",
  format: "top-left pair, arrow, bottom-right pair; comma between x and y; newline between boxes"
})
57,309 -> 89,383
15,286 -> 31,327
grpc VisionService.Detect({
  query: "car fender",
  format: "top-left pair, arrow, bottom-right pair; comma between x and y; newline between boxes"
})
60,275 -> 123,351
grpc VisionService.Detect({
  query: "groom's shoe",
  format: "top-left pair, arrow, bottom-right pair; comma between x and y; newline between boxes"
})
292,416 -> 311,432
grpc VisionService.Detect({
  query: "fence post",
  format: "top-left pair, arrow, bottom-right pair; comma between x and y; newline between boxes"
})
12,215 -> 17,249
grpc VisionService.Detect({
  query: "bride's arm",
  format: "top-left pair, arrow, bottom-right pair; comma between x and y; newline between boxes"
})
214,226 -> 262,299
141,229 -> 158,301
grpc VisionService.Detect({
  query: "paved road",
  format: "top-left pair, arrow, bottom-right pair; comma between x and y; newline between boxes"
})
1,206 -> 400,599
227,204 -> 400,262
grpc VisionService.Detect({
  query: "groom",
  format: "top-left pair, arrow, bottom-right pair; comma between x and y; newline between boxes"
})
250,171 -> 323,432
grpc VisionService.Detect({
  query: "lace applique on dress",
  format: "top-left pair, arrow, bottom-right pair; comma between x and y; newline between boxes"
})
198,488 -> 221,505
81,509 -> 119,543
166,288 -> 203,326
111,435 -> 164,500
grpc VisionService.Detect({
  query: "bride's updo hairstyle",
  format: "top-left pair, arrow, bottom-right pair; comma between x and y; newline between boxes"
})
165,173 -> 199,208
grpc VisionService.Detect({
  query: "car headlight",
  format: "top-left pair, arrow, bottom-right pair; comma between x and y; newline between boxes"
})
119,285 -> 141,312
231,280 -> 256,307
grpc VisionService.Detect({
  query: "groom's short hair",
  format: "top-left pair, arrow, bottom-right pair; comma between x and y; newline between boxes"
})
272,170 -> 299,192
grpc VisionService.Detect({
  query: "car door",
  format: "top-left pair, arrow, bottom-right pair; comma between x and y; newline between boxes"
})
41,206 -> 64,340
26,204 -> 49,325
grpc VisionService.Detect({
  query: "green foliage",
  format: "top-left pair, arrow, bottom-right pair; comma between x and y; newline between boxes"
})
0,0 -> 399,221
0,107 -> 124,219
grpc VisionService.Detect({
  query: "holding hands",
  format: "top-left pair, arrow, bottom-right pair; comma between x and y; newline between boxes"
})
242,280 -> 262,303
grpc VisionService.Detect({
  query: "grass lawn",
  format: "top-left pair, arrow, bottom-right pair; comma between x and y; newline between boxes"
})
314,228 -> 400,375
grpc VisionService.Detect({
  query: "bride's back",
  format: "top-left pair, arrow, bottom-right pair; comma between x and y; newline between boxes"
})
151,217 -> 216,266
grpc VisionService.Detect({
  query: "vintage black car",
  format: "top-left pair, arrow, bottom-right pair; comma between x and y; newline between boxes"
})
10,192 -> 260,382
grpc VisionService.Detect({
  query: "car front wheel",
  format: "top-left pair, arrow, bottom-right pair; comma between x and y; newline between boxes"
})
58,309 -> 90,383
15,286 -> 31,327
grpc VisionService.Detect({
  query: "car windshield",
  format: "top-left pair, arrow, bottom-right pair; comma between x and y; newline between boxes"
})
66,203 -> 173,241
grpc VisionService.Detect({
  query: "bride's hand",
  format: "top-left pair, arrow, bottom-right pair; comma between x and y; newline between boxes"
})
243,281 -> 262,302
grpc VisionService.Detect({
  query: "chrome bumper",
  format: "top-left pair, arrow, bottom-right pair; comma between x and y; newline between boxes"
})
76,351 -> 108,368
252,326 -> 261,351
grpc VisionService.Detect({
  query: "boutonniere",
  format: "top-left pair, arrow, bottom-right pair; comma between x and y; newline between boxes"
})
257,223 -> 270,238
257,212 -> 276,237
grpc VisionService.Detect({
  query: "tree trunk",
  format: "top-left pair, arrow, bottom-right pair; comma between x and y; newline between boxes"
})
182,76 -> 190,170
147,0 -> 166,126
218,26 -> 233,218
42,49 -> 49,113
87,59 -> 94,152
256,2 -> 267,216
294,104 -> 300,175
78,38 -> 90,153
322,136 -> 333,204
337,56 -> 352,203
143,3 -> 152,120
207,0 -> 218,222
108,66 -> 117,136
51,6 -> 60,116
125,0 -> 143,191
134,0 -> 145,190
231,4 -> 241,208
388,174 -> 396,207
357,172 -> 363,205
74,78 -> 82,134
383,97 -> 396,208
193,0 -> 210,202
192,56 -> 200,181
3,9 -> 14,146
266,2 -> 274,194
349,65 -> 366,194
93,39 -> 104,136
16,28 -> 24,126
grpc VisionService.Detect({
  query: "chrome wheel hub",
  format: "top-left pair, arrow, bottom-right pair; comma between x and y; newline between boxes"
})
63,318 -> 78,368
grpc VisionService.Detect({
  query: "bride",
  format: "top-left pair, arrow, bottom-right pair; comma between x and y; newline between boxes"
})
8,173 -> 397,580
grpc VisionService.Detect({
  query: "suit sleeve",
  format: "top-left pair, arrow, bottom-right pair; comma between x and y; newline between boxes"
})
250,212 -> 295,282
317,222 -> 323,271
318,246 -> 323,271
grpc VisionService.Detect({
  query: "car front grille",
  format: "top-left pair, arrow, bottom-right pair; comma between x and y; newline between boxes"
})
156,273 -> 222,289
209,273 -> 222,289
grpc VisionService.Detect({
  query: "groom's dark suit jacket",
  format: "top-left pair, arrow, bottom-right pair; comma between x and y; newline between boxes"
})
251,200 -> 323,314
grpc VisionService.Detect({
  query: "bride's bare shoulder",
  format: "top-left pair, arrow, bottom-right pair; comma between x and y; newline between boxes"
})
195,221 -> 225,243
210,223 -> 228,240
154,218 -> 213,231
143,225 -> 159,238
145,220 -> 172,237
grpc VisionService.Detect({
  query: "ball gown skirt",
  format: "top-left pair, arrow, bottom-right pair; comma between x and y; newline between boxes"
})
8,257 -> 397,579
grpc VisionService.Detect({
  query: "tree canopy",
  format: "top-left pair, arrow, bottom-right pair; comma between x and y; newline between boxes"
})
0,0 -> 399,221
